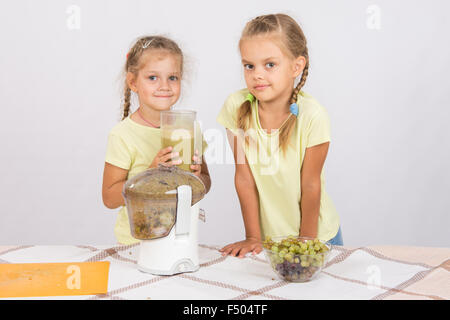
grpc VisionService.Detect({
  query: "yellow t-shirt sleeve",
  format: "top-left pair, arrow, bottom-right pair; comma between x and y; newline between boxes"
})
216,92 -> 241,131
306,110 -> 331,148
105,133 -> 132,170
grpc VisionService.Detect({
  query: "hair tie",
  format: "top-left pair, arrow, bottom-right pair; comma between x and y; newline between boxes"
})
246,93 -> 255,103
290,103 -> 299,116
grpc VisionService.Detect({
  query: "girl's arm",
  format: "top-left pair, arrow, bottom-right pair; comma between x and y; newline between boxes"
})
102,162 -> 128,209
102,147 -> 184,209
219,129 -> 262,258
299,142 -> 330,238
193,155 -> 211,194
200,159 -> 211,194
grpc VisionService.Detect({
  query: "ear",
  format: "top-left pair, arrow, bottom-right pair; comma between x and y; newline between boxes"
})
126,72 -> 138,93
293,56 -> 306,78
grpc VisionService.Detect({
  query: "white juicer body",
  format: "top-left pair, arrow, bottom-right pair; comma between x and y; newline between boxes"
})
137,185 -> 200,275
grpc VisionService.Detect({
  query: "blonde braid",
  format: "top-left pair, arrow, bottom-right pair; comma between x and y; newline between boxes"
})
290,62 -> 309,105
237,100 -> 252,131
122,87 -> 131,120
237,13 -> 311,154
279,61 -> 309,154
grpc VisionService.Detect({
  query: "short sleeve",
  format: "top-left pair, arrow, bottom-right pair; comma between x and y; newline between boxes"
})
216,93 -> 239,130
105,133 -> 132,170
306,110 -> 331,148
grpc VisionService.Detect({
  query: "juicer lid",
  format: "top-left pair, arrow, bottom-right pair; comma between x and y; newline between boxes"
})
123,165 -> 206,204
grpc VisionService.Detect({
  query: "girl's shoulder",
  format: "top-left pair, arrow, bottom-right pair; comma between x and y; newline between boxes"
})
108,117 -> 133,137
298,91 -> 329,119
223,88 -> 250,109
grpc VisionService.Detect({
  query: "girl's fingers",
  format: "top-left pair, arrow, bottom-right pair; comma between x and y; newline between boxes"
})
253,246 -> 262,255
220,246 -> 233,256
230,246 -> 243,257
160,152 -> 179,163
165,159 -> 183,166
221,243 -> 236,252
238,247 -> 251,258
224,246 -> 238,256
159,146 -> 173,156
192,154 -> 200,165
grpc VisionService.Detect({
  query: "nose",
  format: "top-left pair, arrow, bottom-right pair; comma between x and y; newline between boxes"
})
159,78 -> 170,91
253,66 -> 264,80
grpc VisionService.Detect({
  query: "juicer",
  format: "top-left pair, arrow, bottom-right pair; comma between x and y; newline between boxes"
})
122,165 -> 206,275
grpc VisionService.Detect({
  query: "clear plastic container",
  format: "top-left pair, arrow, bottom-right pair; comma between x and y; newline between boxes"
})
122,165 -> 206,240
160,110 -> 202,172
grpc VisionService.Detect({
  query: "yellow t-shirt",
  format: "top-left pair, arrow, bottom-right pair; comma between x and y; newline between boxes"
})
216,88 -> 340,241
105,116 -> 208,245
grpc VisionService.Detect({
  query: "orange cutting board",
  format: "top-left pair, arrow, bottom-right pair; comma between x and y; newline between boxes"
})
0,262 -> 110,298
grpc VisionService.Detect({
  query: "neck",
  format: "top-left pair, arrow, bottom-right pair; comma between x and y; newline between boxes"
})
138,105 -> 161,127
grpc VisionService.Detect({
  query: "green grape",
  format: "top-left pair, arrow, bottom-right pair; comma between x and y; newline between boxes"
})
294,258 -> 300,263
271,245 -> 279,253
301,261 -> 309,267
278,251 -> 286,258
314,244 -> 321,251
289,246 -> 296,253
285,253 -> 293,263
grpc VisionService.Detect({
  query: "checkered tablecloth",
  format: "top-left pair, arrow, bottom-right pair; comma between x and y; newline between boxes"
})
0,244 -> 449,300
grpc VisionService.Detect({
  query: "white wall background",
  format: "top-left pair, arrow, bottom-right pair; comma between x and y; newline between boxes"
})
0,0 -> 449,247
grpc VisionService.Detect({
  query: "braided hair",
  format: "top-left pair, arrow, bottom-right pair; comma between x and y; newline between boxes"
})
237,14 -> 310,154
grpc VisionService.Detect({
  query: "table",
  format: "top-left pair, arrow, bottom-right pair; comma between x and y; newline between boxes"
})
0,244 -> 449,300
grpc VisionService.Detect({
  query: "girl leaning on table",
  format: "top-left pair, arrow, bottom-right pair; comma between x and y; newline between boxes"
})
217,13 -> 343,258
102,35 -> 211,245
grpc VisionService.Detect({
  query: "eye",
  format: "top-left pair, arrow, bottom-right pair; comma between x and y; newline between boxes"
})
148,75 -> 157,81
244,64 -> 254,70
169,75 -> 179,81
266,62 -> 275,68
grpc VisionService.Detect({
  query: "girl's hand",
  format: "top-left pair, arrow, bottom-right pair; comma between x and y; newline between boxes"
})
219,238 -> 262,258
149,146 -> 182,169
190,150 -> 201,177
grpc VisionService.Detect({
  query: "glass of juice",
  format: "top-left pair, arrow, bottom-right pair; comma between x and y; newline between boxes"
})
161,110 -> 200,172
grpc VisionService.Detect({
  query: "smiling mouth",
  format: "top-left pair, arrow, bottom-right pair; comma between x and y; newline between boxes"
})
254,84 -> 270,90
154,95 -> 173,98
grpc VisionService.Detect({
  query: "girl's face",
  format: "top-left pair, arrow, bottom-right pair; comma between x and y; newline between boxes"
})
240,35 -> 304,105
127,50 -> 182,111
